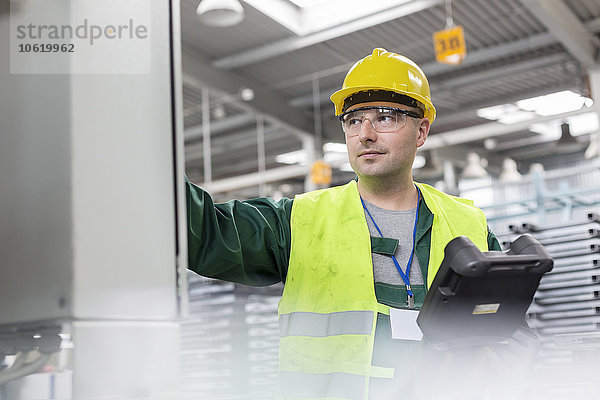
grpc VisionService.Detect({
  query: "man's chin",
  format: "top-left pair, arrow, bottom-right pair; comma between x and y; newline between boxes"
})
355,167 -> 388,178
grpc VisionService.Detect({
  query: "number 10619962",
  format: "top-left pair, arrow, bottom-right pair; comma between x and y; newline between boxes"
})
18,43 -> 75,53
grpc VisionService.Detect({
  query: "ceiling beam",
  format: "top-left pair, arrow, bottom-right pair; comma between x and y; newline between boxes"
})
422,107 -> 593,151
185,126 -> 293,161
520,0 -> 600,69
291,53 -> 569,108
288,16 -> 600,107
199,164 -> 308,194
433,53 -> 567,92
432,82 -> 579,127
242,0 -> 302,34
182,49 -> 314,136
213,0 -> 444,69
184,112 -> 255,142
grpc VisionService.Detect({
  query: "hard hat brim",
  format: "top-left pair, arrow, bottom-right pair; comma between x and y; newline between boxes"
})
330,85 -> 436,123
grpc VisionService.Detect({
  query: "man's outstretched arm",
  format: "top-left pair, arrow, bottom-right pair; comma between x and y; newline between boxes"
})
186,178 -> 293,286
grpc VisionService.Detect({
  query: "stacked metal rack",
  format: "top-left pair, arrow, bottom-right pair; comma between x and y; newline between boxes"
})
178,272 -> 281,400
498,213 -> 600,400
500,213 -> 600,362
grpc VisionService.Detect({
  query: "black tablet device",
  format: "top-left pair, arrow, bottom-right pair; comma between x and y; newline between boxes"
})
417,234 -> 553,350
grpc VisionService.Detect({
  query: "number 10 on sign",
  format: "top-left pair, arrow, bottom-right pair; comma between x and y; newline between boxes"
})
433,25 -> 466,65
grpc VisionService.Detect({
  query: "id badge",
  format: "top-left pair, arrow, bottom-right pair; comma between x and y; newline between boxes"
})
389,308 -> 423,341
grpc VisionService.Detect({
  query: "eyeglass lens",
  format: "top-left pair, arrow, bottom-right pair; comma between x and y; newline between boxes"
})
341,108 -> 407,135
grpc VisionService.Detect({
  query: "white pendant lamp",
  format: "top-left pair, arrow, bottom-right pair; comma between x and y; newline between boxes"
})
499,158 -> 522,183
196,0 -> 245,27
461,152 -> 488,178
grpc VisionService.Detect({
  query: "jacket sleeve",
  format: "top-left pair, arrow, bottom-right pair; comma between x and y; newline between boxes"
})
487,227 -> 502,251
186,177 -> 293,286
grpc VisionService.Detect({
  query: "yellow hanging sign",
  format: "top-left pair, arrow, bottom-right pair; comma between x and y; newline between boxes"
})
310,160 -> 332,185
433,25 -> 466,65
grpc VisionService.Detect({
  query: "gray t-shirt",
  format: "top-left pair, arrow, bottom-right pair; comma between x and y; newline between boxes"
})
362,199 -> 424,285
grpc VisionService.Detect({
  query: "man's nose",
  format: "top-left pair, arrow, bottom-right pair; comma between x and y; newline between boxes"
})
358,118 -> 378,141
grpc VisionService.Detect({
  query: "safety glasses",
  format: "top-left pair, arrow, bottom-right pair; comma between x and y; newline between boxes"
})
339,106 -> 422,136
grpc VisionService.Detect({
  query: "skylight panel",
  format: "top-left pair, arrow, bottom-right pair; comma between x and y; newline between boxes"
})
477,90 -> 593,125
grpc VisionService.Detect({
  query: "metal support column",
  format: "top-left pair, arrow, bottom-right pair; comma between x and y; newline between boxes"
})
533,170 -> 547,224
202,88 -> 212,185
256,114 -> 267,197
312,77 -> 323,158
303,135 -> 316,192
443,160 -> 458,195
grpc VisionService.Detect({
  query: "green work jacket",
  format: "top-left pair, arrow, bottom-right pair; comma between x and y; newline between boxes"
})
186,178 -> 501,309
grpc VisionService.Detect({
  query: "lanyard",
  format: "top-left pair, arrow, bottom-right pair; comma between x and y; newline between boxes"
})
361,187 -> 420,308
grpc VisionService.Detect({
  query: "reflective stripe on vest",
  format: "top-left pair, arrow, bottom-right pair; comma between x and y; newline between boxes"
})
280,310 -> 374,337
279,180 -> 489,400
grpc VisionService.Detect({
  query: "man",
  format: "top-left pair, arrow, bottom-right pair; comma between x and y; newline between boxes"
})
186,48 -> 503,400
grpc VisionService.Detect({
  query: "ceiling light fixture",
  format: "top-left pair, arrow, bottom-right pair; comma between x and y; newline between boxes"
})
276,150 -> 307,165
585,132 -> 599,159
413,150 -> 442,173
461,152 -> 488,179
529,112 -> 599,139
412,155 -> 426,169
196,0 -> 245,27
517,91 -> 591,117
555,122 -> 586,153
499,158 -> 522,183
477,90 -> 593,125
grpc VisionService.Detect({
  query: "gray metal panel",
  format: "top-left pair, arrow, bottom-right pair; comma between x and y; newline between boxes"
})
0,0 -> 182,327
70,0 -> 178,320
0,2 -> 73,326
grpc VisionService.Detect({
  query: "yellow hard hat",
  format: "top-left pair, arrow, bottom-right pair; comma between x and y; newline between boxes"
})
330,48 -> 436,123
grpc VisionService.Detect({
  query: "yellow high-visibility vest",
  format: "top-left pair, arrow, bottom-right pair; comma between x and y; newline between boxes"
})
278,180 -> 488,400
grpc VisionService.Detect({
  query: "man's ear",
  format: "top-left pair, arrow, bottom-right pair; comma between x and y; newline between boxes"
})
416,118 -> 430,148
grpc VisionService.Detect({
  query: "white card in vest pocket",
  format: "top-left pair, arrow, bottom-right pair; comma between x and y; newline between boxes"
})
389,308 -> 423,341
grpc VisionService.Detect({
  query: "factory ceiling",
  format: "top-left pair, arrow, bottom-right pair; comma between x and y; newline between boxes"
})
180,0 -> 600,199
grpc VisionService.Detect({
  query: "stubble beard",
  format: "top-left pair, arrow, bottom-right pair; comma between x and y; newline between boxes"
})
351,151 -> 415,181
